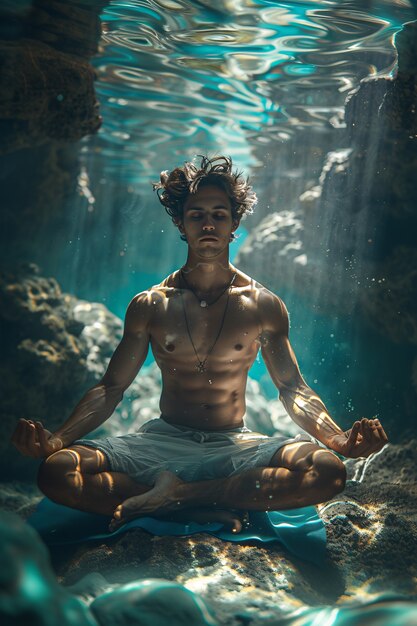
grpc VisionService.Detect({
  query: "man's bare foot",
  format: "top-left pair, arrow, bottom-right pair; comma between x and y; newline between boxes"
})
109,502 -> 248,533
109,471 -> 188,532
108,471 -> 250,533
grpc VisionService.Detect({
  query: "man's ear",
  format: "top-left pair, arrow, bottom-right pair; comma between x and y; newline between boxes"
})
232,219 -> 240,233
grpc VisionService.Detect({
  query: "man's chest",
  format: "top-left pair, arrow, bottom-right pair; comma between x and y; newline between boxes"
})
149,292 -> 261,364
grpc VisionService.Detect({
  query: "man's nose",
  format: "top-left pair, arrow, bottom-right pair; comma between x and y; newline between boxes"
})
202,221 -> 215,231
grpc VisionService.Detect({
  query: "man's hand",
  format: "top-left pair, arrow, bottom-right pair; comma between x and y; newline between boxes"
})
327,417 -> 388,459
11,419 -> 63,459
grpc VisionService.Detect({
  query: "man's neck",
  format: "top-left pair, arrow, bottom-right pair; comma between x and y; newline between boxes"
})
181,251 -> 235,293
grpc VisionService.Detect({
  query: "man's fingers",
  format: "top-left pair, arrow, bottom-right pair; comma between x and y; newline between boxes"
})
362,419 -> 389,456
360,418 -> 373,443
347,422 -> 360,446
36,422 -> 49,452
24,421 -> 34,449
369,420 -> 381,443
369,419 -> 389,448
26,422 -> 40,455
375,420 -> 389,442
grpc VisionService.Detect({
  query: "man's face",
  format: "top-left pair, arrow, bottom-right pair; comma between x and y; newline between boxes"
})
180,185 -> 238,257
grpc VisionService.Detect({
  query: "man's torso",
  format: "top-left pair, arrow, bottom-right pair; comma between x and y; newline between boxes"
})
145,269 -> 266,430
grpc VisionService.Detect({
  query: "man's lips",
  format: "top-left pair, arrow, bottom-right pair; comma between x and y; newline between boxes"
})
199,236 -> 218,242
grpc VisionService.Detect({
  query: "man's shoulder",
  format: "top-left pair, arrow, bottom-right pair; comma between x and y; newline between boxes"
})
249,280 -> 289,332
236,269 -> 283,305
127,272 -> 179,315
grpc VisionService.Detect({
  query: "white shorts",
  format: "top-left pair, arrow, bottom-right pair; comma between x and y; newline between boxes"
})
74,417 -> 319,485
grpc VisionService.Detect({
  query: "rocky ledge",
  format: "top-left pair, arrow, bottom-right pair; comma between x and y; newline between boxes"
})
1,436 -> 417,625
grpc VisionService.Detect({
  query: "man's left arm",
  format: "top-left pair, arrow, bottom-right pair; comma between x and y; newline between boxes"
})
259,291 -> 388,458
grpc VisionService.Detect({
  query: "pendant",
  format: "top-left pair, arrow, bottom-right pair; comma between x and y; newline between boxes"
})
196,361 -> 207,373
200,300 -> 207,308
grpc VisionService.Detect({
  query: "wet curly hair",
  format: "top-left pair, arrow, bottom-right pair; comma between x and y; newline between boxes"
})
152,155 -> 257,240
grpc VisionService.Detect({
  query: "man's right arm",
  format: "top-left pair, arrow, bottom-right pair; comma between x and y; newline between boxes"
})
11,292 -> 152,457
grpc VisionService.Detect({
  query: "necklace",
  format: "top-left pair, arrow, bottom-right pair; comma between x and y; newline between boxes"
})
180,268 -> 236,308
180,271 -> 236,373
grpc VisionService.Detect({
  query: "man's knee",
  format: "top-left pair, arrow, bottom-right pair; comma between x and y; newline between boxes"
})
311,450 -> 347,495
37,449 -> 80,503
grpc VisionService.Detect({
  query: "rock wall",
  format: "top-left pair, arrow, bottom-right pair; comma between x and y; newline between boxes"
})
0,0 -> 106,265
236,21 -> 417,440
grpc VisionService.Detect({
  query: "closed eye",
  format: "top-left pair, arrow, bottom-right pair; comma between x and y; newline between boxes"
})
189,213 -> 227,220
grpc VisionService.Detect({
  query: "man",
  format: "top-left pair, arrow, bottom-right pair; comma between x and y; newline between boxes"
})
12,155 -> 388,534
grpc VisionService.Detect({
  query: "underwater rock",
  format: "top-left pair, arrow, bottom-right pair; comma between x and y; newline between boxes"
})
0,0 -> 105,154
55,529 -> 336,624
0,39 -> 101,154
0,0 -> 105,267
234,211 -> 308,305
0,264 -> 105,478
236,20 -> 417,437
320,438 -> 417,599
264,597 -> 417,626
0,510 -> 95,626
90,578 -> 218,626
27,0 -> 109,59
53,441 -> 417,622
359,246 -> 417,346
0,509 -> 217,626
0,480 -> 42,519
238,21 -> 417,313
0,265 -> 152,478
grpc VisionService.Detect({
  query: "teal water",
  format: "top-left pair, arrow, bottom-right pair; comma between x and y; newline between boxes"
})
60,2 -> 414,432
7,1 -> 415,623
87,0 -> 413,183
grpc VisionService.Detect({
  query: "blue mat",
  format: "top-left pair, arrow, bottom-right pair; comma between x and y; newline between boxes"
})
28,498 -> 327,565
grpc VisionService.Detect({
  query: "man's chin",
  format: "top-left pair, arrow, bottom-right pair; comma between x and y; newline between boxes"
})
196,248 -> 225,259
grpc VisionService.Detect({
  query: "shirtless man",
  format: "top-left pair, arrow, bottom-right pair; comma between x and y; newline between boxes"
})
12,155 -> 388,533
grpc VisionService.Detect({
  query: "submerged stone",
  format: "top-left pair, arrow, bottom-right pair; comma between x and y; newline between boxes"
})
0,511 -> 95,626
90,578 -> 218,626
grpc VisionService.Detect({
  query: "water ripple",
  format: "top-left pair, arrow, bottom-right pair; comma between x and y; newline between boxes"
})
87,0 -> 414,182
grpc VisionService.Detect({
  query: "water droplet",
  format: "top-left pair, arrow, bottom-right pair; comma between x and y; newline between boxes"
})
269,495 -> 273,499
255,481 -> 260,489
208,379 -> 213,384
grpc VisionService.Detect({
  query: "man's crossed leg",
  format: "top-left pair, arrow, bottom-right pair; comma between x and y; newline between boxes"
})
37,442 -> 346,533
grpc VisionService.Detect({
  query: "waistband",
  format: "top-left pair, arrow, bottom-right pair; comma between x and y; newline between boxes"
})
155,415 -> 250,435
